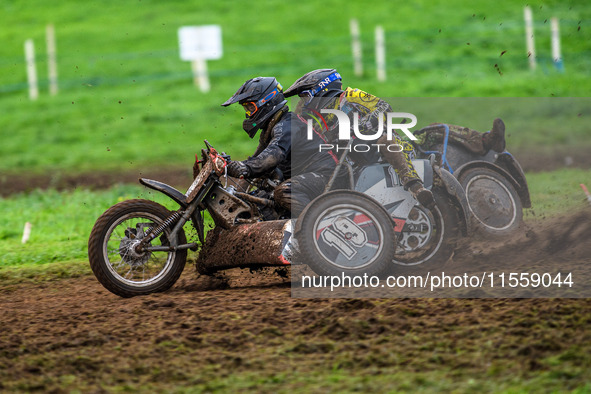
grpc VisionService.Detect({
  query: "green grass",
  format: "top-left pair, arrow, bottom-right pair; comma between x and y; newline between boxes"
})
172,367 -> 591,393
525,168 -> 591,217
1,0 -> 590,175
0,168 -> 588,281
392,97 -> 591,151
0,184 -> 199,278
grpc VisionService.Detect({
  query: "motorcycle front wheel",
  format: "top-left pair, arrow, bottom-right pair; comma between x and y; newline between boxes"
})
88,199 -> 187,298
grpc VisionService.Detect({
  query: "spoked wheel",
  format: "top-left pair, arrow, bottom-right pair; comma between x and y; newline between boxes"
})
88,199 -> 187,297
297,190 -> 396,277
390,188 -> 461,271
458,167 -> 523,236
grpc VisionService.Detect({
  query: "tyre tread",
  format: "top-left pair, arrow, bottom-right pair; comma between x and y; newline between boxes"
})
88,199 -> 187,297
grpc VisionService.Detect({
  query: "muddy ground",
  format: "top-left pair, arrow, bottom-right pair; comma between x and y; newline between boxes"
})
1,211 -> 590,392
1,148 -> 590,391
1,147 -> 590,197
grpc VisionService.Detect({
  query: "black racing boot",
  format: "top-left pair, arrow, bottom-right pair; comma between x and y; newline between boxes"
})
483,118 -> 506,153
407,181 -> 435,210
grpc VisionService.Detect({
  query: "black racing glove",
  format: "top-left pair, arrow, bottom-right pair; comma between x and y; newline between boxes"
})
227,160 -> 250,179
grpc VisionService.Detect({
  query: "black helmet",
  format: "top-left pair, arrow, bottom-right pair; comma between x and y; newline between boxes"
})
222,77 -> 287,138
284,69 -> 342,102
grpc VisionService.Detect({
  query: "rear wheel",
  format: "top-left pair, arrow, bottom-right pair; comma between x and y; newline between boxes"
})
297,191 -> 396,277
390,188 -> 461,272
88,199 -> 187,297
458,167 -> 523,236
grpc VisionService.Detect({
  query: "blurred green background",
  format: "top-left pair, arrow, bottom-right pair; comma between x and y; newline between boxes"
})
1,0 -> 590,175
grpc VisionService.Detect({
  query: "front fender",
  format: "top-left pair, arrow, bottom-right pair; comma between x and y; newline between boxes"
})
495,153 -> 531,208
433,166 -> 470,236
139,178 -> 188,208
454,159 -> 531,208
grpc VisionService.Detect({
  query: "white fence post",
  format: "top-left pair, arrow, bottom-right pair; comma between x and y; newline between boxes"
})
22,222 -> 32,244
524,6 -> 536,70
350,19 -> 363,77
551,17 -> 564,72
191,58 -> 210,93
24,39 -> 39,100
46,24 -> 58,95
375,25 -> 386,82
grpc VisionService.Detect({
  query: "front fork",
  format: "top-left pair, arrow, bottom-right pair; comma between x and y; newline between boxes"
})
136,197 -> 203,253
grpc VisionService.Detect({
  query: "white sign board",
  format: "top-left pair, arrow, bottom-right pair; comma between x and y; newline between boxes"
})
178,25 -> 222,61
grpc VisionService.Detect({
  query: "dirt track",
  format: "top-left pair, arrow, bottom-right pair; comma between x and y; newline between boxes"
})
2,147 -> 590,197
2,273 -> 591,392
1,211 -> 591,391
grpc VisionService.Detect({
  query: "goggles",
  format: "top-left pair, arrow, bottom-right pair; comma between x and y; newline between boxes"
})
241,85 -> 282,117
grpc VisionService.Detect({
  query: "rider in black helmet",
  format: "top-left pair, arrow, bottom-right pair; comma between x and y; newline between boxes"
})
285,69 -> 436,209
222,77 -> 336,215
222,77 -> 287,139
222,77 -> 289,179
